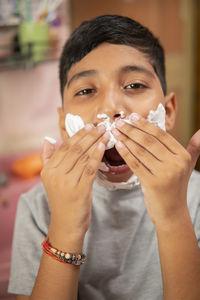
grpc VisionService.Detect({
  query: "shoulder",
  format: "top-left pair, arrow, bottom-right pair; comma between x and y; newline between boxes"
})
188,169 -> 200,195
189,168 -> 200,181
19,182 -> 47,204
187,170 -> 200,221
8,183 -> 49,295
16,183 -> 50,235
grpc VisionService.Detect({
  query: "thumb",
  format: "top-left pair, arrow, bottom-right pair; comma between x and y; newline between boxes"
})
186,129 -> 200,173
41,136 -> 56,166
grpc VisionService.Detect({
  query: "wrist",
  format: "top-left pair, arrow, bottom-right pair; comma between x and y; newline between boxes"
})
153,205 -> 191,233
47,224 -> 85,253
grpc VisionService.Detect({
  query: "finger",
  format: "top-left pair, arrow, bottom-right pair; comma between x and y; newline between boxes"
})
113,121 -> 170,162
59,125 -> 106,173
41,137 -> 56,166
118,115 -> 184,155
79,141 -> 106,187
69,132 -> 110,184
186,129 -> 200,172
86,131 -> 110,157
115,140 -> 151,181
45,124 -> 104,168
112,128 -> 161,173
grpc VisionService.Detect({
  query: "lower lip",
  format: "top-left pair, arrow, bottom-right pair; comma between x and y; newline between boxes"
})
109,164 -> 130,174
104,160 -> 130,174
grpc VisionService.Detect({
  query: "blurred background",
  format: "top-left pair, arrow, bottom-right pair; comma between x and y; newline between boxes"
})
0,0 -> 200,299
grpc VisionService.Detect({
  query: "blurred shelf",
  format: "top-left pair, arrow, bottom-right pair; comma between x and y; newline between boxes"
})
0,42 -> 59,71
0,24 -> 19,29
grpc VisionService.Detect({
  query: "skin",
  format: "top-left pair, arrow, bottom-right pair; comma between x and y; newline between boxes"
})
18,43 -> 200,300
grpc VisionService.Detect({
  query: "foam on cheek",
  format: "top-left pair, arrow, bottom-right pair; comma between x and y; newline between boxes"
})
147,103 -> 166,131
65,114 -> 85,138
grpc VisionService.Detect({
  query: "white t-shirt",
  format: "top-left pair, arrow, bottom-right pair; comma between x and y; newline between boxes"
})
8,170 -> 200,299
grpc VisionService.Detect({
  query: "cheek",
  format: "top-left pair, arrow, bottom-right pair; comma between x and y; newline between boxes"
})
64,101 -> 99,125
60,126 -> 70,141
126,94 -> 165,118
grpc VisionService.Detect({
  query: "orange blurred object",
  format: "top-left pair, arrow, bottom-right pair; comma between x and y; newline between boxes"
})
12,152 -> 42,179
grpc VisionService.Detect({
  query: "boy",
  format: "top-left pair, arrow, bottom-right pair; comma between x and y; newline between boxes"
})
8,15 -> 200,300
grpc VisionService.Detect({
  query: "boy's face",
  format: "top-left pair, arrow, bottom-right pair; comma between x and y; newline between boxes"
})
59,43 -> 176,183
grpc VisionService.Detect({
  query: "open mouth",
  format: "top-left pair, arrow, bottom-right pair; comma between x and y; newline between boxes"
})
102,146 -> 130,174
103,146 -> 125,166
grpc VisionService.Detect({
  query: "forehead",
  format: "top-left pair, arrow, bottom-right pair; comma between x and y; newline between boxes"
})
67,43 -> 155,79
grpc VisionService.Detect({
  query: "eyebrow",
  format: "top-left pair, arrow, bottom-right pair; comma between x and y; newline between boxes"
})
66,64 -> 155,88
120,65 -> 155,79
67,70 -> 97,88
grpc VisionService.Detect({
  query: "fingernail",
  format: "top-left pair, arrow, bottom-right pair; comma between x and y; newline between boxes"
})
97,142 -> 105,151
116,141 -> 124,148
130,113 -> 140,122
112,128 -> 121,136
44,136 -> 56,144
98,124 -> 106,133
103,131 -> 110,139
85,123 -> 94,131
116,120 -> 125,128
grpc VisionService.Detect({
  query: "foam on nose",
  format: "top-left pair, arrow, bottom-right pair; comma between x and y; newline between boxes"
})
96,113 -> 118,150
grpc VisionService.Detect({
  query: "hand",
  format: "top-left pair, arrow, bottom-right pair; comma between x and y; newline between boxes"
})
40,124 -> 109,243
112,115 -> 200,225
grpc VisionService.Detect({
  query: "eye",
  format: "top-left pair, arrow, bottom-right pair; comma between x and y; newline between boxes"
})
75,88 -> 95,96
125,83 -> 147,90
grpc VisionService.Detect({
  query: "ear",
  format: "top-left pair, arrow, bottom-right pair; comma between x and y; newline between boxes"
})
164,92 -> 177,132
57,107 -> 69,141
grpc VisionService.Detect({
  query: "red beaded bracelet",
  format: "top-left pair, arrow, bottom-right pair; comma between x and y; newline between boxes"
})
42,245 -> 65,263
41,238 -> 86,266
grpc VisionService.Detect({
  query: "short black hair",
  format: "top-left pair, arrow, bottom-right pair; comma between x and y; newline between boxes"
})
59,15 -> 166,98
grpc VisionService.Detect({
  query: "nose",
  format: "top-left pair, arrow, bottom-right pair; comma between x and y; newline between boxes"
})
96,87 -> 127,122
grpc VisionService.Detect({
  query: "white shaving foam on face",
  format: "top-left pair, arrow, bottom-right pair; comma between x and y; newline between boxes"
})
97,113 -> 117,150
147,104 -> 166,131
65,114 -> 85,137
65,103 -> 166,190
